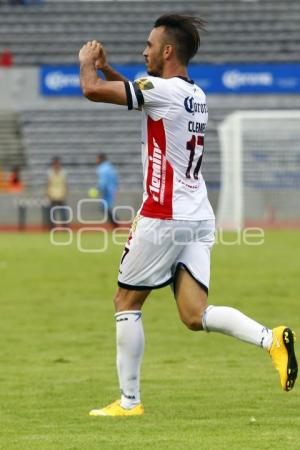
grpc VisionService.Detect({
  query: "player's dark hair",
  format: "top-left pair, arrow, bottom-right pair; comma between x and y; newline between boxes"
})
154,14 -> 206,65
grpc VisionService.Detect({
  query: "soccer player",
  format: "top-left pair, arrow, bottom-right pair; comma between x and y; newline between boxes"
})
79,14 -> 298,416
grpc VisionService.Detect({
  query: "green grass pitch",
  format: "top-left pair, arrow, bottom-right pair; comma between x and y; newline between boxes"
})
0,230 -> 299,450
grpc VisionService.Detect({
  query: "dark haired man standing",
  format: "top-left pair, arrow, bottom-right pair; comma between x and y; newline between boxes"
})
79,14 -> 297,416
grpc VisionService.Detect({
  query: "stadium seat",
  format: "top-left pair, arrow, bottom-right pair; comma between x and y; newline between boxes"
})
0,0 -> 300,64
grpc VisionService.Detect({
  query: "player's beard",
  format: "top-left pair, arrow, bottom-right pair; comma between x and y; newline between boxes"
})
146,54 -> 164,77
147,69 -> 160,77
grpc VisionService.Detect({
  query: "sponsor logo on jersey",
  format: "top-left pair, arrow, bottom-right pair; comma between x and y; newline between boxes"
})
149,142 -> 163,202
136,78 -> 154,91
184,97 -> 208,115
142,117 -> 173,219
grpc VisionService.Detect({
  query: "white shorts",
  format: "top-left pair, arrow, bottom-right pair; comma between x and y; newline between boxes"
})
118,215 -> 215,292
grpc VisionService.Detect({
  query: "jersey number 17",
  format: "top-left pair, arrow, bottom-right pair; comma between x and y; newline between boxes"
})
186,134 -> 204,180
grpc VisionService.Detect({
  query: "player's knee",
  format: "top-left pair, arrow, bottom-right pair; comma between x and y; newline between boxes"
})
181,315 -> 204,331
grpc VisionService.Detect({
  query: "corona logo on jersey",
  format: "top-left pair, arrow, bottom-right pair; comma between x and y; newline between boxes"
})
184,97 -> 208,115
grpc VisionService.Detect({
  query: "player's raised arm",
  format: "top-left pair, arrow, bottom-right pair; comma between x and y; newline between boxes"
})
79,40 -> 127,105
94,43 -> 128,82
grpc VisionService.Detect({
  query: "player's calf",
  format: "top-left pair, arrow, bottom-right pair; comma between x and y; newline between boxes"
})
174,265 -> 208,331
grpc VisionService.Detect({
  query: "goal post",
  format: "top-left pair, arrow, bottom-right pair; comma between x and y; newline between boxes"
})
217,111 -> 300,230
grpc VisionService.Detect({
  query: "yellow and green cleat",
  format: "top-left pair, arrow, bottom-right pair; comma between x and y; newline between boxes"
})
89,400 -> 144,417
269,326 -> 298,391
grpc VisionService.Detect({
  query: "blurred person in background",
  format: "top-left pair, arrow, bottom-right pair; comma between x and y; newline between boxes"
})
0,165 -> 7,190
46,157 -> 68,228
96,153 -> 119,225
7,166 -> 24,193
0,49 -> 13,67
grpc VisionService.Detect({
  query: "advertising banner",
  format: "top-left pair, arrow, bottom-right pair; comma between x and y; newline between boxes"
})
40,63 -> 300,96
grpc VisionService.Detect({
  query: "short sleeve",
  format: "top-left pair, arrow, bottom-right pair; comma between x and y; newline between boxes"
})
124,76 -> 171,120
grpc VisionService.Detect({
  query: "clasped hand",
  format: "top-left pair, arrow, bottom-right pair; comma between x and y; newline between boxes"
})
79,40 -> 108,69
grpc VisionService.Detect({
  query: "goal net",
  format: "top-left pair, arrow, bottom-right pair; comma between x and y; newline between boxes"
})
217,111 -> 300,229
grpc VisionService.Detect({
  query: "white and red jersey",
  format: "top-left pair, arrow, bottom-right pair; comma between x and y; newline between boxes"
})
125,75 -> 215,221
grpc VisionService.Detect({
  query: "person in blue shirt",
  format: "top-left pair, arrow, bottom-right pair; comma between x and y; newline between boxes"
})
96,154 -> 119,224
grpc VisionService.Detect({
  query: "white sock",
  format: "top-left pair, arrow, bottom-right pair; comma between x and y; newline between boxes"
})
115,310 -> 144,409
202,305 -> 273,350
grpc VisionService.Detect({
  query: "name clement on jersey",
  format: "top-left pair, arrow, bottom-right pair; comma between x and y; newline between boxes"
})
188,121 -> 206,133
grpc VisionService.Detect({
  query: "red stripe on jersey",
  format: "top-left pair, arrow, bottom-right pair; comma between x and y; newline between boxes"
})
141,117 -> 173,219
